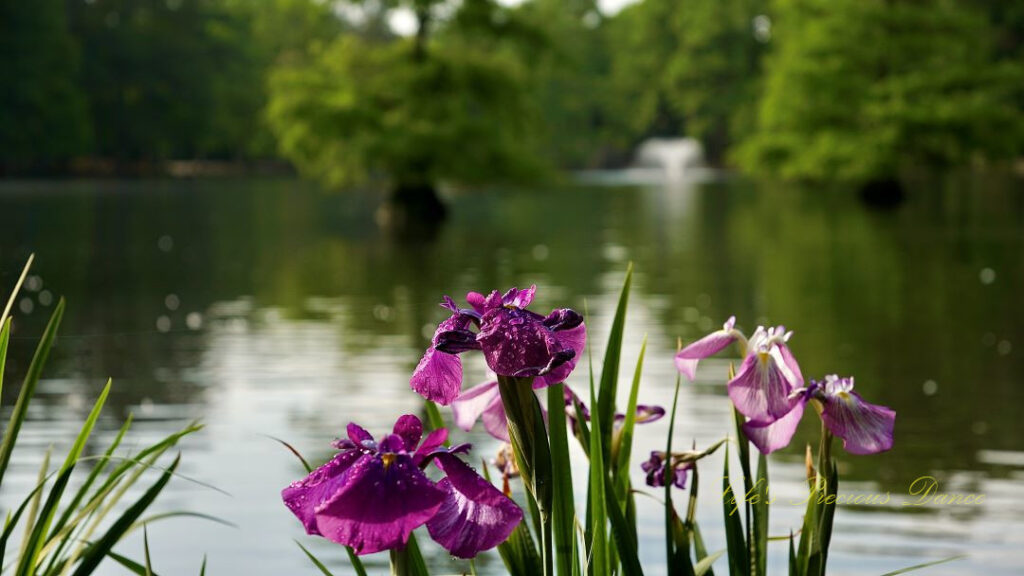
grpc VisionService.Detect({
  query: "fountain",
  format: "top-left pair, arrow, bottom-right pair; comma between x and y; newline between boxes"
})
632,137 -> 705,182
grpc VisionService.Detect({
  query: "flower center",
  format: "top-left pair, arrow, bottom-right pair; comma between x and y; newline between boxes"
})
381,453 -> 396,470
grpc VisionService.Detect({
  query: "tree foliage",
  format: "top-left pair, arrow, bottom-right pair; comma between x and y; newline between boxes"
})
266,0 -> 547,190
736,0 -> 1024,182
0,0 -> 89,172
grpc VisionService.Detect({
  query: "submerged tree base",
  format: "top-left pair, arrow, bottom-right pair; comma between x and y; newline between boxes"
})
375,183 -> 448,239
859,177 -> 906,209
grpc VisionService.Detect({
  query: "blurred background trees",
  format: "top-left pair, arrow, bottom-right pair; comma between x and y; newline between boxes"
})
2,0 -> 1022,191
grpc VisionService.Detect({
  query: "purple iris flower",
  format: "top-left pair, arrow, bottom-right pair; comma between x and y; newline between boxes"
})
641,451 -> 693,490
675,318 -> 806,454
809,375 -> 896,455
282,415 -> 522,558
411,287 -> 586,405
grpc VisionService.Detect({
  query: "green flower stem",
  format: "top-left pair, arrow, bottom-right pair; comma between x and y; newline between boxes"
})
497,375 -> 554,576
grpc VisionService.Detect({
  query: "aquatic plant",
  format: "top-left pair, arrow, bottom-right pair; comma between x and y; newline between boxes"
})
0,256 -> 204,575
285,266 -> 961,576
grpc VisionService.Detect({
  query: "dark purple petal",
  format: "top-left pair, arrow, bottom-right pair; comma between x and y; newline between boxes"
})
441,295 -> 460,313
315,453 -> 445,555
477,307 -> 574,378
347,423 -> 375,448
435,328 -> 482,354
742,399 -> 806,455
426,454 -> 523,558
413,428 -> 449,466
466,292 -> 488,313
504,286 -> 537,309
534,322 -> 586,388
634,404 -> 666,424
393,415 -> 423,452
410,347 -> 463,405
674,316 -> 740,381
378,434 -> 406,454
451,380 -> 510,442
542,308 -> 583,332
670,464 -> 690,490
641,452 -> 666,487
728,347 -> 802,422
282,449 -> 363,535
818,376 -> 895,455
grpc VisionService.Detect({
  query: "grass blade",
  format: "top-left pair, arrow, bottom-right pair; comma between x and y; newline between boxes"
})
1,254 -> 34,325
296,540 -> 336,576
596,264 -> 632,451
547,383 -> 576,576
722,444 -> 749,576
879,554 -> 967,575
603,483 -> 643,576
70,453 -> 181,576
0,318 -> 11,401
664,369 -> 682,575
753,452 -> 769,576
587,376 -> 608,576
143,525 -> 153,576
0,298 -> 65,486
614,335 -> 647,501
106,550 -> 160,576
269,435 -> 313,474
344,545 -> 368,576
19,380 -> 112,574
0,470 -> 56,568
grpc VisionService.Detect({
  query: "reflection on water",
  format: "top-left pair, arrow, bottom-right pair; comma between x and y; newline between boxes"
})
0,176 -> 1022,574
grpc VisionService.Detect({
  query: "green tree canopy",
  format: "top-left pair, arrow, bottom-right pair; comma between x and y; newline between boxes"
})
736,0 -> 1024,183
0,0 -> 89,171
266,0 -> 546,193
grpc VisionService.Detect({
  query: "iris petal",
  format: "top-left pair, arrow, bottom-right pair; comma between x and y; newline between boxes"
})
426,454 -> 523,558
451,380 -> 509,442
742,399 -> 806,454
347,423 -> 374,447
674,317 -> 739,380
821,391 -> 895,455
281,449 -> 363,535
477,307 -> 574,378
728,349 -> 801,422
315,454 -> 445,555
392,414 -> 423,452
534,322 -> 586,388
410,347 -> 463,405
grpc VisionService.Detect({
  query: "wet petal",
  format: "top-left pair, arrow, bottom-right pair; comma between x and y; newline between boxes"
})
742,399 -> 806,455
427,454 -> 523,558
410,347 -> 463,405
675,318 -> 740,381
347,423 -> 375,447
435,328 -> 482,354
534,322 -> 586,388
541,308 -> 584,332
282,449 -> 363,535
477,308 -> 573,378
393,415 -> 423,452
315,454 -> 445,555
504,285 -> 537,309
728,349 -> 801,422
821,390 -> 895,455
413,428 -> 449,464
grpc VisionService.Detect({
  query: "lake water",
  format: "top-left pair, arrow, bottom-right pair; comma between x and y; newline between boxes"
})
1,175 -> 1022,575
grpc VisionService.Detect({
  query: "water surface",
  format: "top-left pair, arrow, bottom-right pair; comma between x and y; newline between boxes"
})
0,176 -> 1022,574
